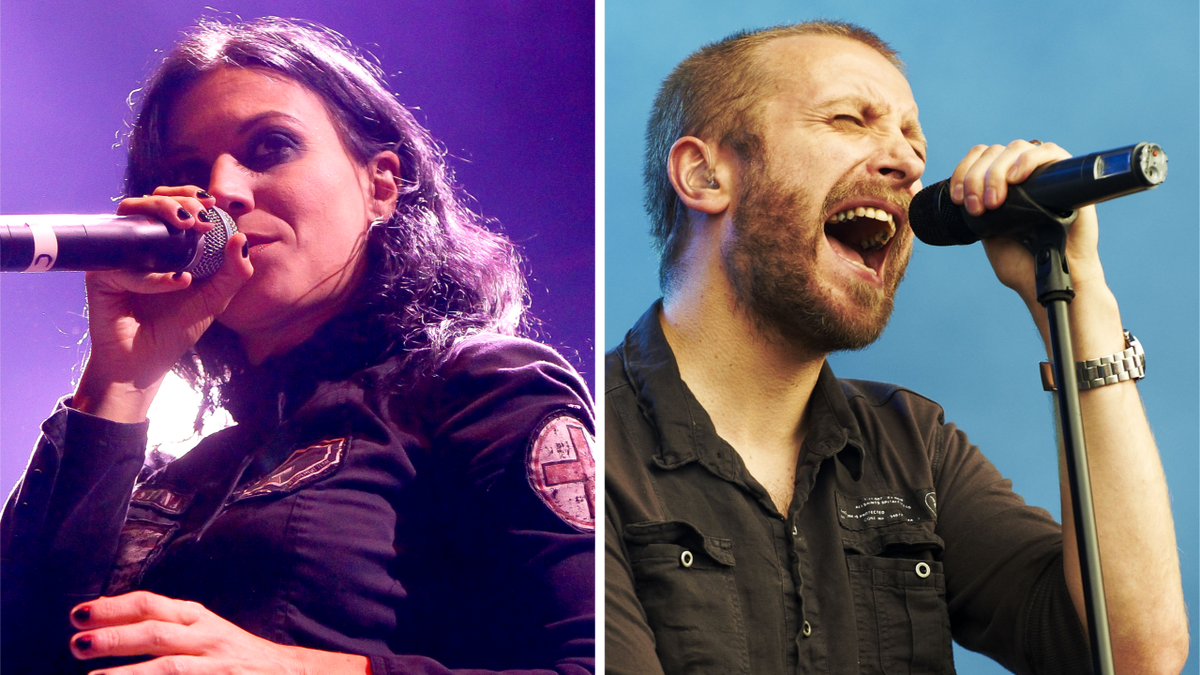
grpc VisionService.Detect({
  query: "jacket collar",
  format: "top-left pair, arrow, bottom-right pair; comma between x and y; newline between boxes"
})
619,300 -> 865,481
223,307 -> 396,429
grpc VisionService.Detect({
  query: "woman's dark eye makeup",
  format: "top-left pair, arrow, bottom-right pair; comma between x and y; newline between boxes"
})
165,128 -> 303,187
243,129 -> 302,171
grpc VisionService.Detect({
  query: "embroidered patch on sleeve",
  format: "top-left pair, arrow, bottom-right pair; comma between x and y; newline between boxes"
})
527,413 -> 596,532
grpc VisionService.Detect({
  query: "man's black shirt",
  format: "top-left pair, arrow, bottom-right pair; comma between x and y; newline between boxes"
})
605,302 -> 1090,674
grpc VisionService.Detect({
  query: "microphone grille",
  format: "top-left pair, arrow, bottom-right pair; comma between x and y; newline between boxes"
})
189,207 -> 237,280
909,181 -> 978,246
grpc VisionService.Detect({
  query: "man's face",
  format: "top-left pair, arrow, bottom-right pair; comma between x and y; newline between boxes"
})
722,34 -> 926,353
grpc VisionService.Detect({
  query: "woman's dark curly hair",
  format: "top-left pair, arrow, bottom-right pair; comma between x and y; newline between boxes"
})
123,18 -> 527,410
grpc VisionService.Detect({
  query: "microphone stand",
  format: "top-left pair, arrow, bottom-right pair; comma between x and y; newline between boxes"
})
997,188 -> 1113,675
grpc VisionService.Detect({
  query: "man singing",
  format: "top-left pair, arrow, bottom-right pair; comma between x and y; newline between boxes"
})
604,21 -> 1186,674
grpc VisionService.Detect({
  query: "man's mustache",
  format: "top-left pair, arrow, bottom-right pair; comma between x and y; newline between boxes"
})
822,178 -> 912,219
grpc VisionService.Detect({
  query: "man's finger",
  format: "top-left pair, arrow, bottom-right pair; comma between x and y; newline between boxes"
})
948,143 -> 992,201
957,144 -> 1007,216
999,140 -> 1070,188
980,140 -> 1046,209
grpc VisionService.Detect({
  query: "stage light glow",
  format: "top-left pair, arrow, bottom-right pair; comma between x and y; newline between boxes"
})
146,371 -> 233,458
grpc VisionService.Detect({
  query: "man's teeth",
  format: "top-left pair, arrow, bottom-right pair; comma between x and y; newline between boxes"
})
825,206 -> 897,251
827,206 -> 894,225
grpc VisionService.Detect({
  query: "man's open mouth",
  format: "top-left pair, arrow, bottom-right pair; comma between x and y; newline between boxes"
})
824,206 -> 897,251
822,205 -> 901,275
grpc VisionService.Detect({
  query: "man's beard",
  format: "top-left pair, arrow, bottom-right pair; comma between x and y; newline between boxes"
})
722,164 -> 912,354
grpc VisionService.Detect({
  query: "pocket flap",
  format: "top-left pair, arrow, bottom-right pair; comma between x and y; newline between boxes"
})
624,519 -> 735,566
840,519 -> 944,557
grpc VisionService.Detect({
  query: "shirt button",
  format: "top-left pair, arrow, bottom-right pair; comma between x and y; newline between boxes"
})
802,620 -> 812,637
915,562 -> 931,579
680,550 -> 694,568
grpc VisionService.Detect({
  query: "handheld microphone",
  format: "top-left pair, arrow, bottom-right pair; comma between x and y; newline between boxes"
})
0,207 -> 236,280
909,142 -> 1167,246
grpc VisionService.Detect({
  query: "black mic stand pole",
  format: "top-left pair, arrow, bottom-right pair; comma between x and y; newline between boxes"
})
1007,189 -> 1113,675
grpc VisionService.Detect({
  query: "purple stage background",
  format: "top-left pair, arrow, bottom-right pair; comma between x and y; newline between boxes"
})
0,2 -> 595,498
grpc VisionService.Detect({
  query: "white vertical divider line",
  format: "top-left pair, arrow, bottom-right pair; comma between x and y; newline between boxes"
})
593,1 -> 607,672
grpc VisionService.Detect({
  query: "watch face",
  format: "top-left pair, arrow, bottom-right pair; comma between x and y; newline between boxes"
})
1124,331 -> 1146,378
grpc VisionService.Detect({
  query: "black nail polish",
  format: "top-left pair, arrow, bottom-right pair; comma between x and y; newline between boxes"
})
74,635 -> 92,651
177,207 -> 191,220
242,241 -> 250,258
72,607 -> 90,623
172,271 -> 183,280
196,189 -> 212,200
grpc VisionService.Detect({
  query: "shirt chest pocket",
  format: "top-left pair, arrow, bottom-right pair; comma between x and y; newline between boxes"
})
841,512 -> 954,675
624,520 -> 749,675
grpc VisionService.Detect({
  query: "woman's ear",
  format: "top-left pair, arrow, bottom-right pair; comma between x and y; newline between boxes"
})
667,136 -> 730,216
367,150 -> 401,220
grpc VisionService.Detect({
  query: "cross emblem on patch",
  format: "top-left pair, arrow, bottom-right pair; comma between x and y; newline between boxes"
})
527,413 -> 596,532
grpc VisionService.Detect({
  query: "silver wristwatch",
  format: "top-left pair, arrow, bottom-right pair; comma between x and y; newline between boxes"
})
1040,330 -> 1145,392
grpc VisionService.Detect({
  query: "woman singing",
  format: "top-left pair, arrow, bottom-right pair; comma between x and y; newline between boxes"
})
1,18 -> 594,675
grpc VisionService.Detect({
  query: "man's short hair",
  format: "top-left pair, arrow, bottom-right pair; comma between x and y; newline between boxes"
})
643,21 -> 902,290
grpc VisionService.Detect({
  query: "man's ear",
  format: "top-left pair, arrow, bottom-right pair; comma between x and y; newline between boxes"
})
667,136 -> 731,215
367,150 -> 401,220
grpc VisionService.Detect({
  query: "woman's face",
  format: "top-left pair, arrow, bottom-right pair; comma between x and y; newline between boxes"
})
164,66 -> 397,359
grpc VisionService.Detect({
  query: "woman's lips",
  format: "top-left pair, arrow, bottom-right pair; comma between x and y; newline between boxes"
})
241,234 -> 278,255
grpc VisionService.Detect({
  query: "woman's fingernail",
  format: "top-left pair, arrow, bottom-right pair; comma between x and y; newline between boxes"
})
74,635 -> 92,651
984,187 -> 998,208
242,241 -> 250,258
196,189 -> 212,200
72,606 -> 91,623
966,194 -> 981,215
951,183 -> 963,202
173,271 -> 183,280
177,207 -> 191,220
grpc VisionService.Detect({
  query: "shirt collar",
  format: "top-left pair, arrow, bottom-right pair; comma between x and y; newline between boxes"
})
619,300 -> 865,481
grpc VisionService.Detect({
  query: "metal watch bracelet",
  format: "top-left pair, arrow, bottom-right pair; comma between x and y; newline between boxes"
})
1040,330 -> 1145,392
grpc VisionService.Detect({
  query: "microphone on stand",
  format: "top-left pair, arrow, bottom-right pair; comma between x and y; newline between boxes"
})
909,142 -> 1167,246
0,207 -> 236,281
